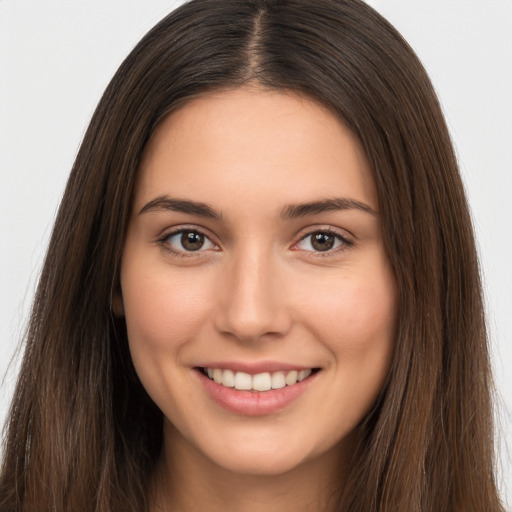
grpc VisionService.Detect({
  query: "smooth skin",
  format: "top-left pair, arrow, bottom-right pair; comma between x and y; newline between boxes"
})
116,87 -> 397,511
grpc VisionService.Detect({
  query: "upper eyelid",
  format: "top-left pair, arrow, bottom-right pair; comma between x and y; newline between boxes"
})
294,225 -> 354,242
157,224 -> 217,242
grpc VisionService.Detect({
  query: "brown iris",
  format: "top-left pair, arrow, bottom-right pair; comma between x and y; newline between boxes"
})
181,231 -> 205,251
310,232 -> 336,251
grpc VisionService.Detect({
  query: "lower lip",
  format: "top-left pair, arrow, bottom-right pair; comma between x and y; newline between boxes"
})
196,369 -> 318,416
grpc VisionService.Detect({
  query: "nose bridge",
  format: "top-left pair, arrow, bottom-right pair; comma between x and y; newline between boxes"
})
215,241 -> 290,342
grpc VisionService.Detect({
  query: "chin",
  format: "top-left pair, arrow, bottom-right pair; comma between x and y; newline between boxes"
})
218,448 -> 307,476
185,424 -> 346,479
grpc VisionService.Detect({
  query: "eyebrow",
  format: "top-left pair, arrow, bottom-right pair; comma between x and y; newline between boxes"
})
139,196 -> 223,219
139,195 -> 377,220
280,198 -> 377,219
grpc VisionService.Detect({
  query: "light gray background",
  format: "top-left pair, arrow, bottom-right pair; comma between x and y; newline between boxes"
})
1,0 -> 511,506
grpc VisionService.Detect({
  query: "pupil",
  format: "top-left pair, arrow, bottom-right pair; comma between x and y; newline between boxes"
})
181,231 -> 204,251
312,232 -> 334,251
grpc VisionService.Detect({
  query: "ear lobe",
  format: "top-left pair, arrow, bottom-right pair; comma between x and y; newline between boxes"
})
112,290 -> 125,317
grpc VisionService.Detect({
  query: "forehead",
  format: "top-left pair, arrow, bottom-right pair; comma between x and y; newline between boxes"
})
134,87 -> 378,215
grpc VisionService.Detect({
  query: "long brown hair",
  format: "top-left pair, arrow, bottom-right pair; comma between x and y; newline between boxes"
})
1,1 -> 504,510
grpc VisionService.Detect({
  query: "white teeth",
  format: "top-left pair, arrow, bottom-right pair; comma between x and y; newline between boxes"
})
204,368 -> 314,391
298,369 -> 312,381
285,370 -> 298,386
252,373 -> 272,391
213,368 -> 223,384
234,371 -> 253,391
271,371 -> 286,389
222,369 -> 235,388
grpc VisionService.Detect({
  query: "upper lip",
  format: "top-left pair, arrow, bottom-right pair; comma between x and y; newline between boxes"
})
196,361 -> 318,374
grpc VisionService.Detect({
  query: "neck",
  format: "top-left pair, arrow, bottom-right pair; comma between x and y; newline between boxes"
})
150,422 -> 356,512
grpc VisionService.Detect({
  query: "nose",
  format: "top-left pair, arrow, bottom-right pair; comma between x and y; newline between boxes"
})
214,247 -> 292,343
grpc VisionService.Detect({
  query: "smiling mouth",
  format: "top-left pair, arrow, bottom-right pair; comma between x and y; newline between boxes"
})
200,367 -> 319,392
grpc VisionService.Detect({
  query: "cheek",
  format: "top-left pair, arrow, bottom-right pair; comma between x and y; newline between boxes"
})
319,269 -> 396,421
120,264 -> 219,416
307,271 -> 396,346
299,261 -> 397,398
121,267 -> 214,365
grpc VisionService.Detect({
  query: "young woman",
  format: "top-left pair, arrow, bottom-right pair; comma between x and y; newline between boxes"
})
0,1 -> 505,511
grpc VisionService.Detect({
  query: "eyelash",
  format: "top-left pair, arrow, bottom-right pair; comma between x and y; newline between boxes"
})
157,226 -> 353,258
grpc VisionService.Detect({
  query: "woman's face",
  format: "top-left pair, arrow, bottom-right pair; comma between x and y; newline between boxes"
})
118,87 -> 397,476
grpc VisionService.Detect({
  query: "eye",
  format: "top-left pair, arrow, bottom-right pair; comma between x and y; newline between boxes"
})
295,230 -> 350,253
164,229 -> 217,253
